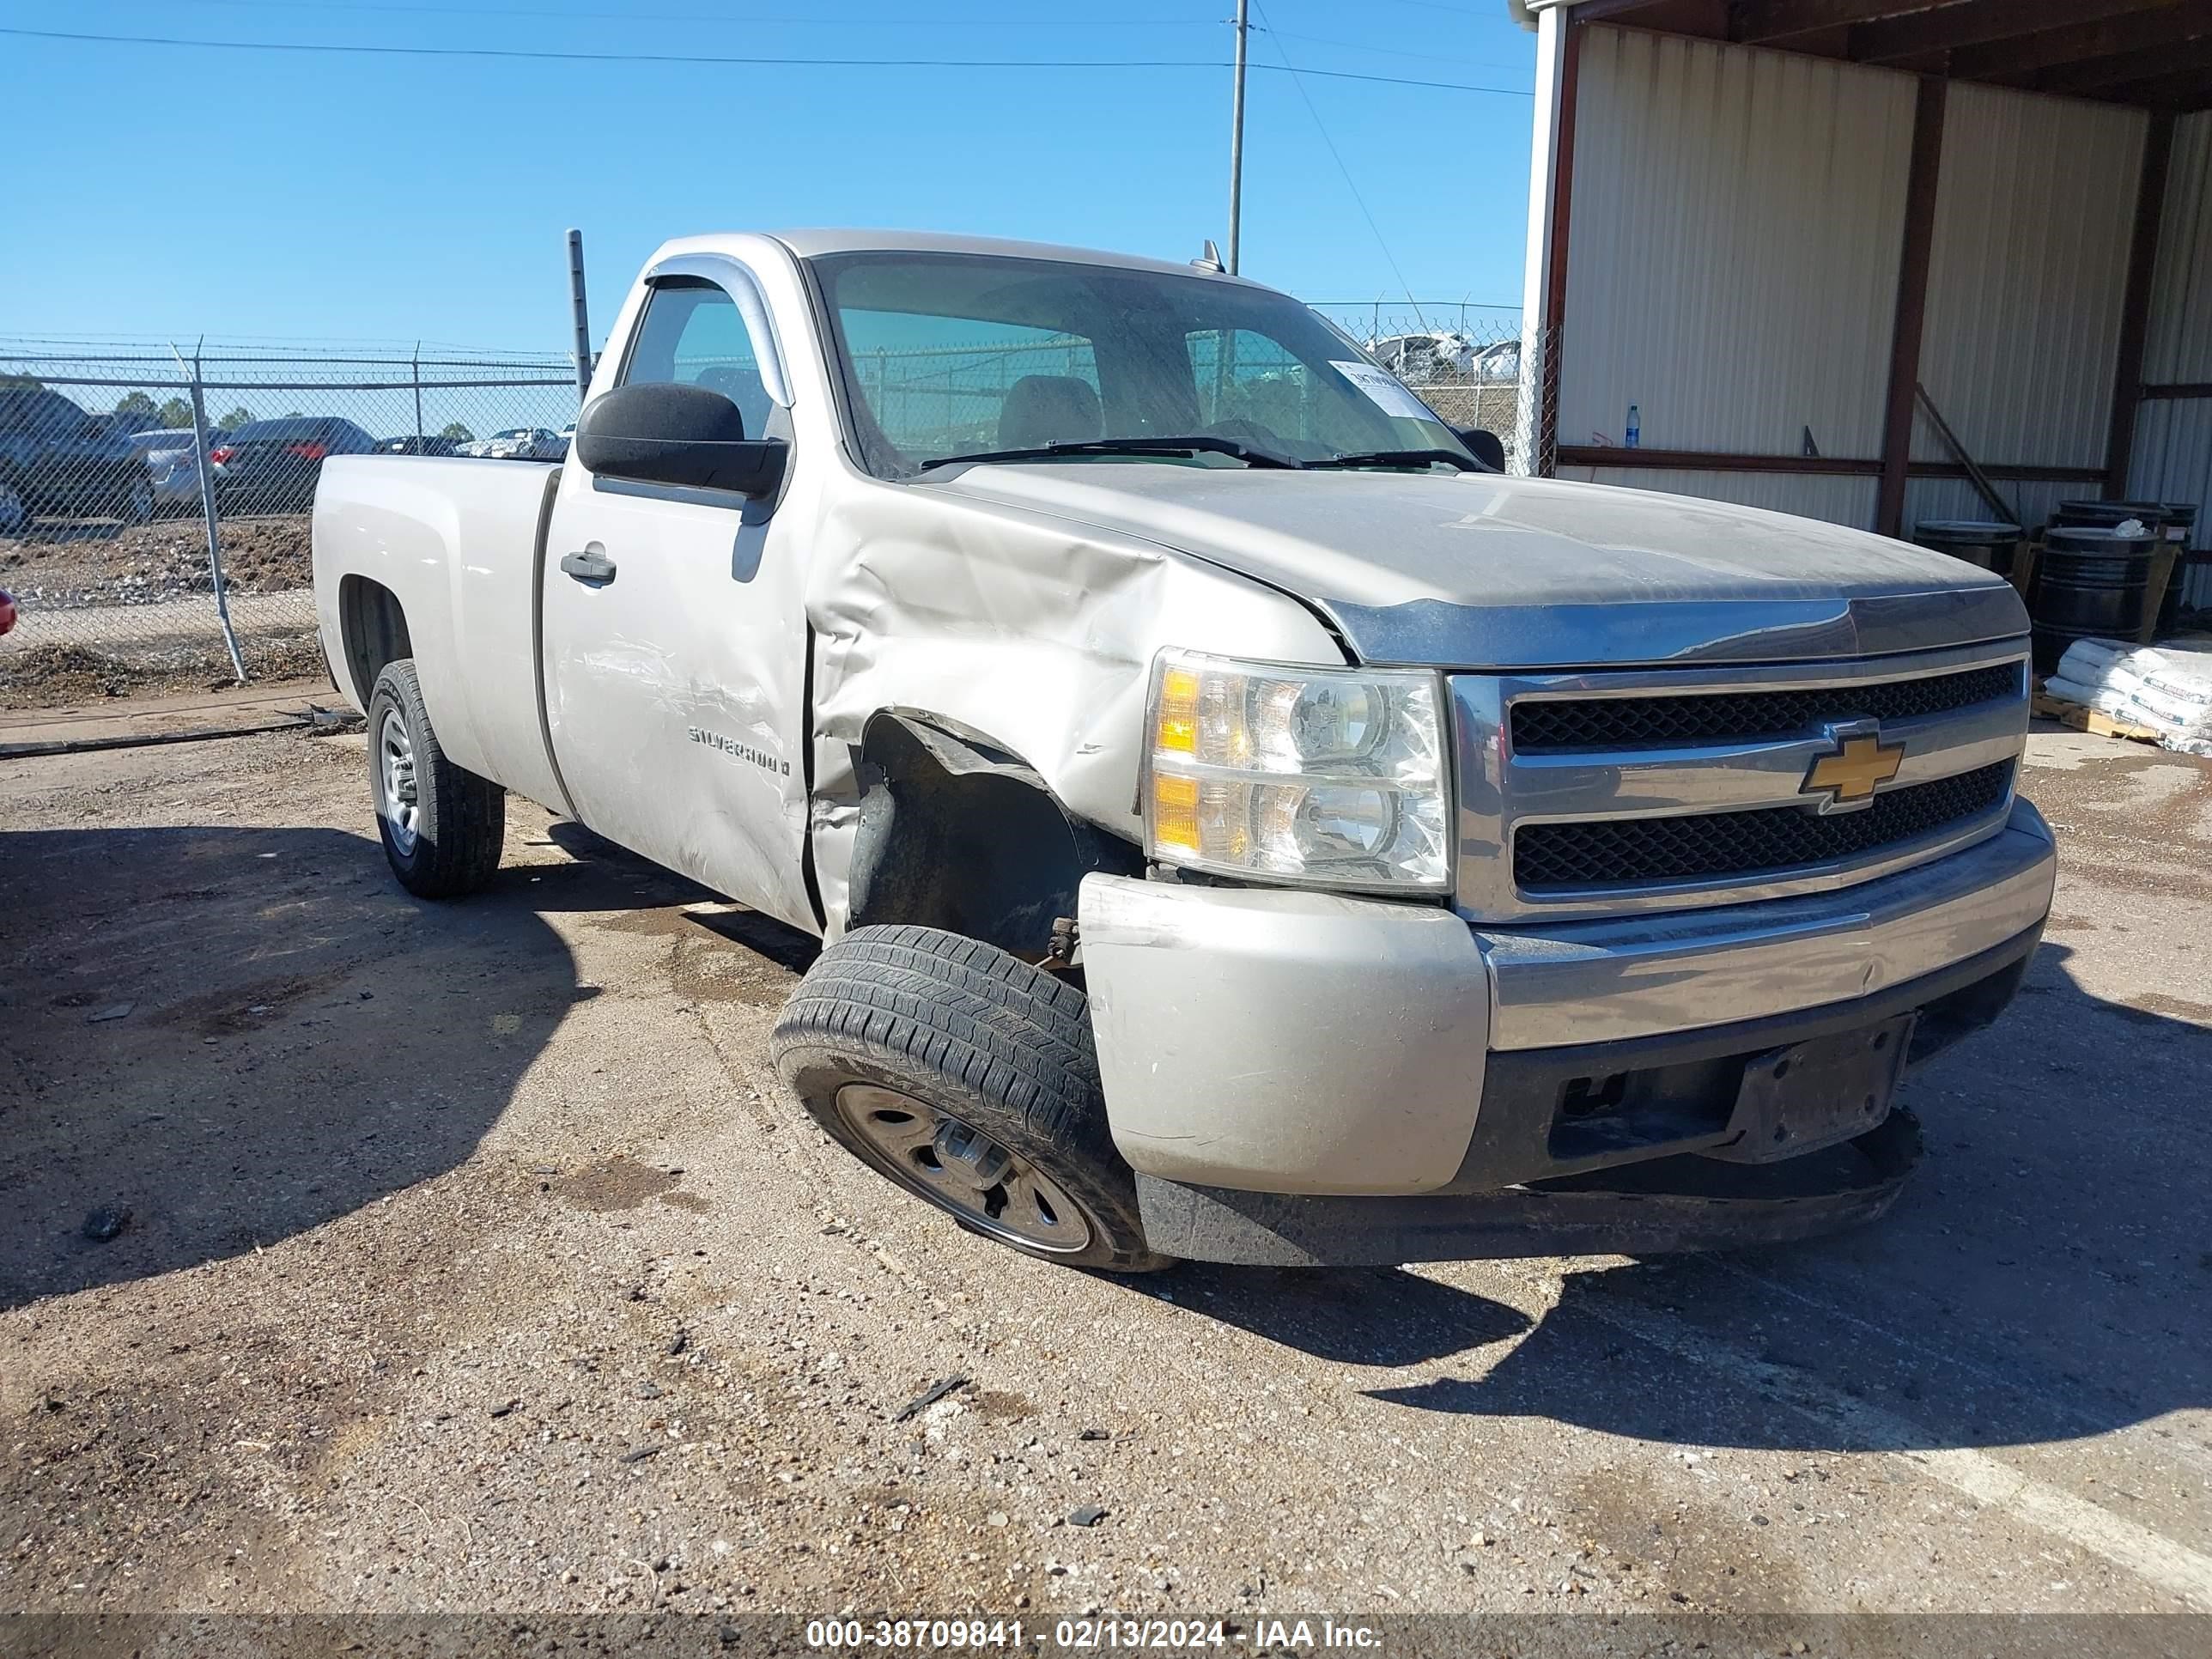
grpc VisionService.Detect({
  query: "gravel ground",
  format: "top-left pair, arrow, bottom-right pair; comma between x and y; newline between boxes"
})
1,718 -> 2208,1641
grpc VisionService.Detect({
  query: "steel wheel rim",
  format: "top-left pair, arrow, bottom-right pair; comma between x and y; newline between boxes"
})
835,1084 -> 1092,1254
378,707 -> 421,857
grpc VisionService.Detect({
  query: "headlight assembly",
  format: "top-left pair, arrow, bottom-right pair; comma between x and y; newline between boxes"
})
1142,648 -> 1449,891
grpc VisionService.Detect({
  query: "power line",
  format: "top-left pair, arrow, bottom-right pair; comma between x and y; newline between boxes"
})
1258,26 -> 1533,74
0,24 -> 1533,90
1248,0 -> 1431,331
180,0 -> 1215,27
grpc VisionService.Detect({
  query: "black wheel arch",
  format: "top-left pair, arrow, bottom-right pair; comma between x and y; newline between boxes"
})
337,574 -> 413,709
844,711 -> 1143,963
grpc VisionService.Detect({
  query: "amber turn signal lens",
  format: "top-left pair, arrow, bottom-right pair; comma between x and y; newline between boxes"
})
1154,665 -> 1200,755
1151,772 -> 1200,852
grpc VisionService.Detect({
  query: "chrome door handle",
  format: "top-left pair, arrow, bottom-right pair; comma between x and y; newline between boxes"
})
560,548 -> 617,584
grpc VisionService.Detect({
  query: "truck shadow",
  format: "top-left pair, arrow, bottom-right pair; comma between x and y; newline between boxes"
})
0,823 -> 647,1311
1139,940 -> 2212,1456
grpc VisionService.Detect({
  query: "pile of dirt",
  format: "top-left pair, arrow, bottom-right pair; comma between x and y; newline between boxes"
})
0,515 -> 311,608
0,635 -> 327,710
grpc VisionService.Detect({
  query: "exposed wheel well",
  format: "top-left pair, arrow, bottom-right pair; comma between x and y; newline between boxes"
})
337,575 -> 413,709
845,713 -> 1143,962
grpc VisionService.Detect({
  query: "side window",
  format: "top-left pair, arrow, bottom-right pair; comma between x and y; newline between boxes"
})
838,309 -> 1100,461
623,279 -> 774,440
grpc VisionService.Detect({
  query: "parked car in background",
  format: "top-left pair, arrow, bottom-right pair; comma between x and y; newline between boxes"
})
459,426 -> 565,461
0,386 -> 156,531
129,427 -> 225,514
210,416 -> 378,514
375,434 -> 465,457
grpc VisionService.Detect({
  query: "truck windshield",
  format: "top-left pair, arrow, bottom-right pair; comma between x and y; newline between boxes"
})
810,251 -> 1477,481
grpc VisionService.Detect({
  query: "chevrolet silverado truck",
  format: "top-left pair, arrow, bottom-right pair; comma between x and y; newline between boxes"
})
312,230 -> 2055,1273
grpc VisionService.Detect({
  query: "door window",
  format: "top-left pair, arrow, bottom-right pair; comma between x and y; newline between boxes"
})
623,279 -> 775,439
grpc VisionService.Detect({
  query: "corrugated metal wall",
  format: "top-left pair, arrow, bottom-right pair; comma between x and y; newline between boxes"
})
1562,25 -> 1914,481
1556,24 -> 2160,543
2128,112 -> 2212,608
2140,111 -> 2212,386
1558,467 -> 1878,525
1915,83 -> 2145,475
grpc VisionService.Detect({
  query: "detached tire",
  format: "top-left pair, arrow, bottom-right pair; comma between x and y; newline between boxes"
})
772,926 -> 1170,1273
366,658 -> 505,898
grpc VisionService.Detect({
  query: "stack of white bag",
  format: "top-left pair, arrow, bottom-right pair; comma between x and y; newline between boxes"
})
2042,638 -> 2212,757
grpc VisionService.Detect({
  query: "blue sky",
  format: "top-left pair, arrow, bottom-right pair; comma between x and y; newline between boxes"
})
2,0 -> 1537,355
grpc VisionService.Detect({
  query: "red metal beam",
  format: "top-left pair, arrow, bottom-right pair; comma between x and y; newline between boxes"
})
1949,5 -> 2212,82
1732,0 -> 1948,45
2104,115 -> 2174,503
2036,34 -> 2212,94
1555,447 -> 2109,483
1852,0 -> 2181,65
2099,64 -> 2212,106
1877,76 -> 1948,541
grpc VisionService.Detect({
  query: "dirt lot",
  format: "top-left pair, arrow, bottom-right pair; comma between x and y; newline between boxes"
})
0,516 -> 311,610
2,714 -> 2209,1641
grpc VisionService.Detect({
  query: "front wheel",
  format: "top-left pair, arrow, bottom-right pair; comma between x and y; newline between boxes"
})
771,926 -> 1170,1273
366,658 -> 505,898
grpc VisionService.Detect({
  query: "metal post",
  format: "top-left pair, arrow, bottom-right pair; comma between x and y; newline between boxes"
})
1227,0 -> 1249,275
175,341 -> 246,684
412,342 -> 424,440
567,228 -> 593,404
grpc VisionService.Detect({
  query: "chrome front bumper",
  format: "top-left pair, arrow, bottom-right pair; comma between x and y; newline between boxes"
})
1078,798 -> 2056,1199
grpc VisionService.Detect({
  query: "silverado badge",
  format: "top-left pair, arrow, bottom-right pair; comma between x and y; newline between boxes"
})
1802,728 -> 1905,811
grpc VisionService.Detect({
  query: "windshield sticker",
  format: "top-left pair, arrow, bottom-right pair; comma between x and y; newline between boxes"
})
1330,361 -> 1437,423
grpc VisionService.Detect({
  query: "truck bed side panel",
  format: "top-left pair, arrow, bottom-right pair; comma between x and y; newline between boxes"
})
312,456 -> 568,812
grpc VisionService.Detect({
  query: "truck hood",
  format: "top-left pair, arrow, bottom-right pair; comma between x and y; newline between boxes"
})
921,465 -> 2028,669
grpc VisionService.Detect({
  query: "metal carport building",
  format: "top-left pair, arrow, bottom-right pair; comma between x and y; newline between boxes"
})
1516,0 -> 2212,603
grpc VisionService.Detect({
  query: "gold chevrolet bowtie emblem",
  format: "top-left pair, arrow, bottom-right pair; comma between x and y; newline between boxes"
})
1803,733 -> 1905,805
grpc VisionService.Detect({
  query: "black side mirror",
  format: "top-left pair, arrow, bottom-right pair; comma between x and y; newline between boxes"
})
1455,426 -> 1507,473
575,382 -> 787,499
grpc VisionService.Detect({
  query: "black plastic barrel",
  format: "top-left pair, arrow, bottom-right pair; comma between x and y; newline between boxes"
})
1913,520 -> 2022,575
2031,524 -> 2160,674
2055,500 -> 2198,635
2055,499 -> 2168,530
2155,504 -> 2198,635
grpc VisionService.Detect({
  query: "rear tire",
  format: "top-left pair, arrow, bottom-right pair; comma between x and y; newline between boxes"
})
366,658 -> 504,898
772,926 -> 1170,1273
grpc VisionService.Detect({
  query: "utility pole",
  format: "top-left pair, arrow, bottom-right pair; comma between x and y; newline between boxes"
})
1227,0 -> 1249,275
567,228 -> 593,404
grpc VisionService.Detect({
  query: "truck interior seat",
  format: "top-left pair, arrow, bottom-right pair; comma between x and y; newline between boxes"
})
999,375 -> 1102,449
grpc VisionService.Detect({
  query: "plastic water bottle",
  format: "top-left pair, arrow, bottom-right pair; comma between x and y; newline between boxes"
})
1626,404 -> 1641,449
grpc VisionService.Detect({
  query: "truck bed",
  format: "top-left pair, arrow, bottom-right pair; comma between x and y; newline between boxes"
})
312,455 -> 568,815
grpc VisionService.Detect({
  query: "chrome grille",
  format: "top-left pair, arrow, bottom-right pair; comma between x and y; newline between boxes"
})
1515,762 -> 2015,890
1510,663 -> 2023,752
1448,641 -> 2033,923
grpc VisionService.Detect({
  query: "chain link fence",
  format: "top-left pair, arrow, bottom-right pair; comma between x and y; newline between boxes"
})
0,338 -> 579,708
0,305 -> 1534,711
1310,304 -> 1540,473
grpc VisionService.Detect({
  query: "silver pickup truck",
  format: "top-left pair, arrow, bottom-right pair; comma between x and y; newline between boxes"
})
312,229 -> 2055,1273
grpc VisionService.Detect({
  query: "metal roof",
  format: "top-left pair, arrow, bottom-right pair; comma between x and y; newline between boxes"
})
1551,0 -> 2212,114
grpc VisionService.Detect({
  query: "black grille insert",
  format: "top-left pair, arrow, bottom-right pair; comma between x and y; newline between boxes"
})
1515,762 -> 2014,891
1511,663 -> 2022,753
